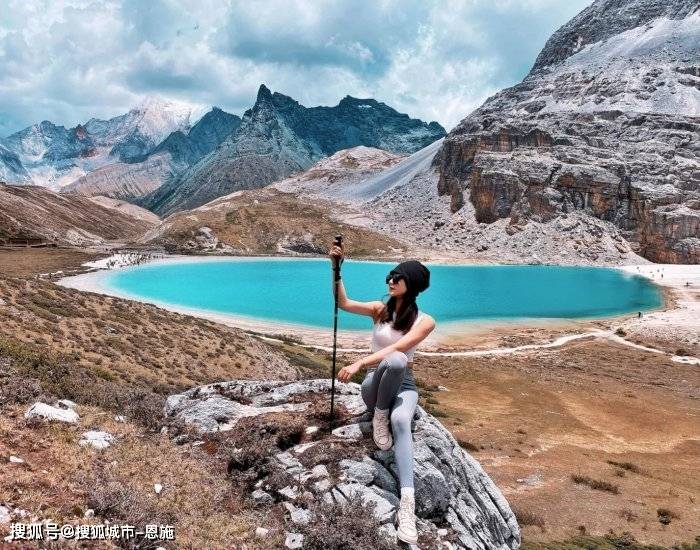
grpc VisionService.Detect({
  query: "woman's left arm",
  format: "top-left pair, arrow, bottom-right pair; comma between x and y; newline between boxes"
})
338,316 -> 436,382
358,316 -> 435,368
364,315 -> 436,367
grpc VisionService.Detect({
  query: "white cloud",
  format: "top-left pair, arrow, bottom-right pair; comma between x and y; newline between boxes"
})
0,0 -> 592,135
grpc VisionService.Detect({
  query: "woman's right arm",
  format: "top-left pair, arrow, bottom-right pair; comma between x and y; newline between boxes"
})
329,243 -> 383,319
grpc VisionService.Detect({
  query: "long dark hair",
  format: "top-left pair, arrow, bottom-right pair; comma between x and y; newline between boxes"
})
376,292 -> 419,334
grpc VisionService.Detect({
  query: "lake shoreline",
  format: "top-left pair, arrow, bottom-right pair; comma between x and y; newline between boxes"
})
56,254 -> 698,362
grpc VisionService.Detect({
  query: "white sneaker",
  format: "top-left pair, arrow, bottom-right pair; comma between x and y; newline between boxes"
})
396,495 -> 418,545
372,409 -> 392,450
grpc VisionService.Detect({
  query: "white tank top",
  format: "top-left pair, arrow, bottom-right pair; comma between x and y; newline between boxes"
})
370,310 -> 425,362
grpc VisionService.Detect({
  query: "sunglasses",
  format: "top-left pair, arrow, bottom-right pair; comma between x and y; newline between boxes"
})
385,272 -> 405,284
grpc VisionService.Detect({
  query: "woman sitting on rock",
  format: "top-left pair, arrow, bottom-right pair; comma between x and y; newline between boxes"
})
330,243 -> 436,545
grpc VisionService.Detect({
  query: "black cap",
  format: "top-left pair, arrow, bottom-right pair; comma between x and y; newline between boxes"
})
390,260 -> 430,295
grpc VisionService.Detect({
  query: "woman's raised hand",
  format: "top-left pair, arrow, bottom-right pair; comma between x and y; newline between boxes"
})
329,242 -> 344,265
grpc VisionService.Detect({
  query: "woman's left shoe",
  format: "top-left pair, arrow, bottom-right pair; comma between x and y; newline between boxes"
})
396,494 -> 418,545
372,408 -> 393,450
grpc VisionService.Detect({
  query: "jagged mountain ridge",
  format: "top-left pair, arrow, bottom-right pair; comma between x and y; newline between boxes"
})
0,97 -> 197,190
431,0 -> 699,263
61,107 -> 241,200
140,85 -> 446,216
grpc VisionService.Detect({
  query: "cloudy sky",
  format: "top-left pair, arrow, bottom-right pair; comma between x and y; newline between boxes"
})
0,0 -> 592,136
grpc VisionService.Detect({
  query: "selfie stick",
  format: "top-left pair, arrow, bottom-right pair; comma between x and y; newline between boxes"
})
330,234 -> 342,432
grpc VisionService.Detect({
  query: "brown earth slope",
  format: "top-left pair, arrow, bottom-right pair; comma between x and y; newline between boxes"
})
142,186 -> 411,257
0,184 -> 158,246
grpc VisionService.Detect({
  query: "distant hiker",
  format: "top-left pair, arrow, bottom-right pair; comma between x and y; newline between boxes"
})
330,243 -> 436,545
638,311 -> 642,319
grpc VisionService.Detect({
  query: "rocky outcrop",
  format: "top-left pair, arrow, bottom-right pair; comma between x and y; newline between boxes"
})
140,186 -> 409,257
142,85 -> 446,216
433,0 -> 700,264
164,379 -> 520,550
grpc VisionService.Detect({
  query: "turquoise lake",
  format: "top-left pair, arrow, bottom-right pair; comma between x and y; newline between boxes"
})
104,259 -> 662,330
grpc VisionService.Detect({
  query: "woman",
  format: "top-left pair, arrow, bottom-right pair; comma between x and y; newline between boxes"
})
329,242 -> 436,545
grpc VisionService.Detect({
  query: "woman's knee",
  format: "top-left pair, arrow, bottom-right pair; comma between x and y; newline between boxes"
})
390,411 -> 411,435
380,350 -> 408,373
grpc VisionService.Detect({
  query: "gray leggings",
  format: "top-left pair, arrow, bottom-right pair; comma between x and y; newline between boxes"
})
360,350 -> 418,489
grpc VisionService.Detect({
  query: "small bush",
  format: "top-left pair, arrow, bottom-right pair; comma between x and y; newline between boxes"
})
88,478 -> 176,550
571,474 -> 619,494
512,505 -> 545,531
615,328 -> 627,337
607,460 -> 641,474
300,494 -> 394,550
657,508 -> 680,525
456,439 -> 479,452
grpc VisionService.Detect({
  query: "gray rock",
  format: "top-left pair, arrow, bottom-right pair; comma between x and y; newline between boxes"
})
251,489 -> 273,505
283,502 -> 313,525
255,527 -> 269,539
331,423 -> 363,440
165,379 -> 520,549
164,391 -> 308,432
278,486 -> 299,501
0,506 -> 10,524
335,482 -> 396,524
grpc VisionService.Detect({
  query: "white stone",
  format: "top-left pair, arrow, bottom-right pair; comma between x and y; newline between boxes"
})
304,426 -> 319,435
154,483 -> 163,495
9,456 -> 24,464
25,402 -> 79,424
310,464 -> 329,478
278,485 -> 299,500
283,502 -> 312,525
78,431 -> 114,450
331,423 -> 363,440
84,509 -> 95,519
56,399 -> 77,409
0,506 -> 10,524
313,478 -> 332,493
285,532 -> 304,549
114,415 -> 126,423
255,527 -> 269,538
292,442 -> 317,455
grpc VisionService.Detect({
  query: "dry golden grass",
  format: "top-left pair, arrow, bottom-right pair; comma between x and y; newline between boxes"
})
0,404 -> 269,549
0,248 -> 106,278
0,276 -> 297,394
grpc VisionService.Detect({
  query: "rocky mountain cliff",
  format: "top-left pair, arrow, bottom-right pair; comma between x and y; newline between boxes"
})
432,0 -> 699,263
141,85 -> 445,216
0,184 -> 158,245
61,107 -> 241,201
